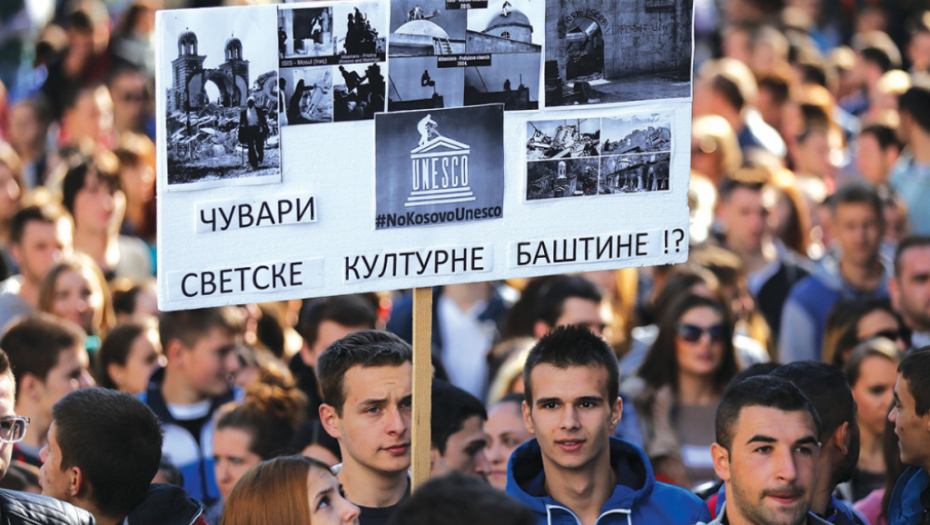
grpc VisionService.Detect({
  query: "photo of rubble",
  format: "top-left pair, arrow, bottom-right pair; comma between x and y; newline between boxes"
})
526,118 -> 600,160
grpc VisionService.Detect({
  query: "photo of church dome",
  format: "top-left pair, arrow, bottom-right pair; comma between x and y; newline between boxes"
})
388,0 -> 466,56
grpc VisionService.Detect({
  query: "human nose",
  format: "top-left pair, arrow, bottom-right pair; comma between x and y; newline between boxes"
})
223,350 -> 241,376
341,498 -> 361,524
385,405 -> 407,435
215,460 -> 230,481
79,369 -> 95,388
888,405 -> 898,422
39,445 -> 48,463
775,447 -> 798,482
486,440 -> 505,466
560,406 -> 580,430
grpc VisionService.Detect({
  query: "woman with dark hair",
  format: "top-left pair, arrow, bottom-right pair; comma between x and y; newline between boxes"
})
206,369 -> 307,524
38,253 -> 115,352
97,319 -> 162,393
822,297 -> 906,366
221,456 -> 359,525
620,294 -> 740,488
289,419 -> 341,468
853,417 -> 906,525
844,338 -> 903,503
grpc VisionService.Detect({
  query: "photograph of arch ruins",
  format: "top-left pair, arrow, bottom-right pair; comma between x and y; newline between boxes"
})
160,6 -> 282,190
544,0 -> 693,106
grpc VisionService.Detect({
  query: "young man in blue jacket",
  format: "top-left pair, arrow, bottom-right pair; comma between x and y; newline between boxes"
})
887,348 -> 930,525
506,325 -> 711,525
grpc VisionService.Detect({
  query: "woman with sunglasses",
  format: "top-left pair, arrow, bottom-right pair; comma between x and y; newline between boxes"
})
620,294 -> 739,489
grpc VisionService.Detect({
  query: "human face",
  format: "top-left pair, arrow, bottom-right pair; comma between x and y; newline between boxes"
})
891,246 -> 930,333
554,297 -> 610,338
855,133 -> 891,186
796,130 -> 832,178
889,376 -> 930,469
67,87 -> 113,144
179,327 -> 238,398
0,375 -> 16,481
302,444 -> 341,468
328,364 -> 412,477
73,169 -> 122,235
485,401 -> 534,490
675,306 -> 726,379
110,330 -> 162,394
40,347 -> 94,414
13,219 -> 71,283
39,423 -> 73,502
524,364 -> 621,475
724,186 -> 768,252
50,268 -> 103,334
852,356 -> 898,438
714,406 -> 820,525
109,71 -> 147,132
308,466 -> 361,525
855,309 -> 905,350
432,414 -> 490,479
119,160 -> 155,206
833,202 -> 883,268
214,427 -> 262,501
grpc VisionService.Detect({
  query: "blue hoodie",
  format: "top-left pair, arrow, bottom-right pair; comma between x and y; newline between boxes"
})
506,437 -> 712,525
888,466 -> 930,525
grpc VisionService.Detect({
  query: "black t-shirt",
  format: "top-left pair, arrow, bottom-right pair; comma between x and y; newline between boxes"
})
354,479 -> 410,525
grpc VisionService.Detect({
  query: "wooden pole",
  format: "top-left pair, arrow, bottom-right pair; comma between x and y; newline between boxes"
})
411,287 -> 433,491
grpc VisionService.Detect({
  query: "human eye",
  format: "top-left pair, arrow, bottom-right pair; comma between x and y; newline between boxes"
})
503,437 -> 520,447
0,420 -> 12,432
365,406 -> 381,415
869,386 -> 887,396
795,445 -> 815,456
542,402 -> 558,410
754,445 -> 773,454
317,496 -> 330,510
400,398 -> 413,410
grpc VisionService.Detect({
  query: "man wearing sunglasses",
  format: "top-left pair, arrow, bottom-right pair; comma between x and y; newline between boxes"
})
0,349 -> 94,524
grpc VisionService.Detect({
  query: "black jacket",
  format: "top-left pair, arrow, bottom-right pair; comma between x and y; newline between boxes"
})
0,488 -> 95,525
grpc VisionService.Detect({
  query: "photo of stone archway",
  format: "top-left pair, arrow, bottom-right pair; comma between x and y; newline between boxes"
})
161,6 -> 281,190
544,0 -> 693,106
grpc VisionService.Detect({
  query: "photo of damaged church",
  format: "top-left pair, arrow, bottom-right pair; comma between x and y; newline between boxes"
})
163,8 -> 281,188
544,0 -> 693,106
600,152 -> 670,193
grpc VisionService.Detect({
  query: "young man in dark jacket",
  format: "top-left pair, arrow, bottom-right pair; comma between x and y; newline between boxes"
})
0,347 -> 94,525
506,325 -> 711,525
887,348 -> 930,525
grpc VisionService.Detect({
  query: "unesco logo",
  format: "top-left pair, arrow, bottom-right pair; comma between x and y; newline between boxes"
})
407,114 -> 475,207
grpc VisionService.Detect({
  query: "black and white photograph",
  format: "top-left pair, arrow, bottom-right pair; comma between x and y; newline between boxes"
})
388,55 -> 464,110
334,62 -> 386,121
332,2 -> 387,60
161,6 -> 281,189
526,117 -> 599,160
526,157 -> 599,200
544,0 -> 693,107
601,112 -> 671,154
599,152 -> 671,194
375,105 -> 504,230
464,53 -> 539,110
466,0 -> 543,53
277,5 -> 334,66
389,0 -> 466,57
280,66 -> 333,125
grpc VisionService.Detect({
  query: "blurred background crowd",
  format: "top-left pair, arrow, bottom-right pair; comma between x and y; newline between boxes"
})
1,0 -> 929,523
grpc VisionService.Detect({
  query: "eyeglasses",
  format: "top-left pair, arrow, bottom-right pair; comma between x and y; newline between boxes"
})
675,323 -> 726,343
869,330 -> 902,342
0,416 -> 29,444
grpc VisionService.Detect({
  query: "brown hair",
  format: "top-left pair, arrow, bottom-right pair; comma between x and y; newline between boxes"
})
37,253 -> 114,337
221,456 -> 328,525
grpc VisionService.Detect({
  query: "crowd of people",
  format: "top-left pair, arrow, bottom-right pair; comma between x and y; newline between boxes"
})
1,0 -> 930,524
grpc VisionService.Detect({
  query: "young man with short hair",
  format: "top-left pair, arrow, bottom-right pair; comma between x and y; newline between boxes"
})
507,325 -> 711,525
318,330 -> 413,525
532,275 -> 608,339
889,236 -> 930,350
779,181 -> 891,362
0,314 -> 93,467
0,347 -> 94,524
890,85 -> 930,235
291,294 -> 377,415
39,387 -> 207,525
886,348 -> 930,525
703,375 -> 828,525
140,306 -> 243,503
770,362 -> 867,525
0,204 -> 73,331
430,379 -> 490,480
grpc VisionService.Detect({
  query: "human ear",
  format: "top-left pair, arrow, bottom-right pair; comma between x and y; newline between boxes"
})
834,421 -> 851,456
711,443 -> 731,482
20,373 -> 43,402
319,403 -> 342,440
522,400 -> 535,436
609,397 -> 622,431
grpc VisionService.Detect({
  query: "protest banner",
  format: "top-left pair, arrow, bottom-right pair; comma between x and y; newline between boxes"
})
156,0 -> 693,490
